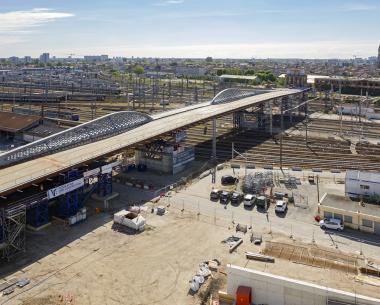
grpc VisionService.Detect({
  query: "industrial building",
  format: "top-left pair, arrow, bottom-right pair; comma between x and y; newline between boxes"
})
0,112 -> 41,141
345,170 -> 380,199
318,193 -> 380,235
226,265 -> 380,305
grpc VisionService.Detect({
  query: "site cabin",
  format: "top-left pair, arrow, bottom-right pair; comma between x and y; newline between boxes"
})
114,210 -> 146,231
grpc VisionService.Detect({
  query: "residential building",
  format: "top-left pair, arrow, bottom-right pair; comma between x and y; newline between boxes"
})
39,53 -> 50,63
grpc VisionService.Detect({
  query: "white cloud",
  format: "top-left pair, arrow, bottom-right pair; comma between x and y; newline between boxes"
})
54,41 -> 377,59
342,3 -> 378,11
154,0 -> 184,6
0,8 -> 74,33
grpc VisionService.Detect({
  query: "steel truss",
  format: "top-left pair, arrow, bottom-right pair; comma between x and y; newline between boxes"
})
211,88 -> 270,105
0,111 -> 153,167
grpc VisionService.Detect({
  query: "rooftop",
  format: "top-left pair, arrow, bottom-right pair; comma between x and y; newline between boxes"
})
320,193 -> 380,218
0,112 -> 40,133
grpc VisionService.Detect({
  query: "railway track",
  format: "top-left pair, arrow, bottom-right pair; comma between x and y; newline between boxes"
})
185,117 -> 380,171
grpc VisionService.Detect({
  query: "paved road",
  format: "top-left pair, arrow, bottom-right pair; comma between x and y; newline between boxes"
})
169,189 -> 380,260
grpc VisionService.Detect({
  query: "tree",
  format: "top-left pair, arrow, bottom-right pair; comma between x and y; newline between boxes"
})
133,65 -> 144,75
205,56 -> 213,63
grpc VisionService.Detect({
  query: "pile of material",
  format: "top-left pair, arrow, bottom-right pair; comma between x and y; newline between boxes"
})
222,236 -> 243,253
242,172 -> 273,194
189,263 -> 212,292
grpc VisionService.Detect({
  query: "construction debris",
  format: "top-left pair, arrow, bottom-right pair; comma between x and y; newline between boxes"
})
221,236 -> 243,253
245,251 -> 275,263
250,233 -> 262,245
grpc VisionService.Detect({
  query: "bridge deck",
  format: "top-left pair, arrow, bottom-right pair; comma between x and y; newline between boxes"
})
0,89 -> 300,196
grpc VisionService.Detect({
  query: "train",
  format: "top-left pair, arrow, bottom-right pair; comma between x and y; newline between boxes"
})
12,107 -> 80,121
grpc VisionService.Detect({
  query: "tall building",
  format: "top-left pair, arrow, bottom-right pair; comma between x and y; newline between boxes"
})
39,53 -> 50,63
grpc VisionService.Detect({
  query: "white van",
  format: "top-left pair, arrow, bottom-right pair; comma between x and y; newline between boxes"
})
243,194 -> 256,207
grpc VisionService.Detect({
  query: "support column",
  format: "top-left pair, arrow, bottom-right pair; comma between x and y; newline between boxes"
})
269,101 -> 273,136
211,118 -> 217,184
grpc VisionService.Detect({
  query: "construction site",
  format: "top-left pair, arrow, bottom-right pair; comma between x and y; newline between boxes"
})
0,69 -> 380,305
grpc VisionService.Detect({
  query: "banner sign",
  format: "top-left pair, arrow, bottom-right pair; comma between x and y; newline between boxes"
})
175,130 -> 187,143
83,168 -> 100,178
101,160 -> 122,174
47,178 -> 84,199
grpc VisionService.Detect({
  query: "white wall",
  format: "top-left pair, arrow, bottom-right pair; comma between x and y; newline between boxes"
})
227,265 -> 380,305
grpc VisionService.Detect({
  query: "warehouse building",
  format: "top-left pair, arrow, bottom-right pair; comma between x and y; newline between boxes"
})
345,170 -> 380,199
0,112 -> 41,141
318,193 -> 380,234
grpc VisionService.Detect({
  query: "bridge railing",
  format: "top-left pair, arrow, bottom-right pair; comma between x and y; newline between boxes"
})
0,111 -> 153,167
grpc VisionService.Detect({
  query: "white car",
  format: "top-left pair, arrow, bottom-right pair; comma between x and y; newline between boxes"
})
319,218 -> 344,231
243,194 -> 256,207
275,200 -> 287,213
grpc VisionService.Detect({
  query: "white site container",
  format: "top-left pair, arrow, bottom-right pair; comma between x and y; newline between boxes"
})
68,215 -> 77,225
114,209 -> 146,231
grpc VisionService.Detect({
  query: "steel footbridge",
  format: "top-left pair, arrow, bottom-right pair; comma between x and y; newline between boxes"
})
0,88 -> 302,196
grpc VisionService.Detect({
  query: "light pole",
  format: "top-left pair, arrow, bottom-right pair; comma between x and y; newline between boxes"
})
232,142 -> 247,177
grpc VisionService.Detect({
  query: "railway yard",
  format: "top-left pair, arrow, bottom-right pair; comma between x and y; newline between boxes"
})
1,73 -> 380,305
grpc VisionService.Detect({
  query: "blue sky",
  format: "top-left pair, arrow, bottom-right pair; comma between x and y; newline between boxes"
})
0,0 -> 379,58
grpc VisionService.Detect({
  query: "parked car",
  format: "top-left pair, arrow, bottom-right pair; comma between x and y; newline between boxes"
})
220,191 -> 232,204
319,218 -> 344,231
221,175 -> 238,185
256,195 -> 268,210
210,189 -> 222,200
243,194 -> 256,207
275,200 -> 287,213
231,192 -> 243,205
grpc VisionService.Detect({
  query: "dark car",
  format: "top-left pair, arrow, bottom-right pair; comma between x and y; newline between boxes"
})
231,192 -> 243,205
220,191 -> 232,204
210,189 -> 222,200
221,175 -> 238,185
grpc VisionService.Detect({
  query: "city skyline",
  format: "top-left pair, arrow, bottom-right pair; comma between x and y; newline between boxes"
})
0,0 -> 379,59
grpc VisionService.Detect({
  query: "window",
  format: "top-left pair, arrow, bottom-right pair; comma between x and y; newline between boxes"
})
362,219 -> 373,228
360,185 -> 370,190
324,211 -> 333,219
334,213 -> 343,221
344,215 -> 352,224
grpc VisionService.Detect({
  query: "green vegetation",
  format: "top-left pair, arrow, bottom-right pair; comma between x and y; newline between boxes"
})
132,65 -> 144,75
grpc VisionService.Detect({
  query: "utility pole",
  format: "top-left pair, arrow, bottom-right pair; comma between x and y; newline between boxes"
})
316,175 -> 320,203
280,99 -> 284,170
211,118 -> 217,184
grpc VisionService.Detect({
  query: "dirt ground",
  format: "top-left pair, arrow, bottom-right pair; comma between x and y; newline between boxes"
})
1,200 -> 380,305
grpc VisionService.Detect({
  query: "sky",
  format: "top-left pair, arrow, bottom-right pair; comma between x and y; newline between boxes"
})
0,0 -> 379,59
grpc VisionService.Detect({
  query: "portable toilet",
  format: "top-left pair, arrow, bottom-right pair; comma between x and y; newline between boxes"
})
236,286 -> 252,305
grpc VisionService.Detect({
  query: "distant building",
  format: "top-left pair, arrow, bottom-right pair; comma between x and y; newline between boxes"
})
285,69 -> 307,88
24,56 -> 32,64
175,66 -> 206,77
84,55 -> 109,63
8,56 -> 20,64
39,53 -> 50,63
378,44 -> 380,69
219,74 -> 257,84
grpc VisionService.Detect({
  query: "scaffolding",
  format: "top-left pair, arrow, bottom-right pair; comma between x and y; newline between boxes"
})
2,204 -> 26,261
